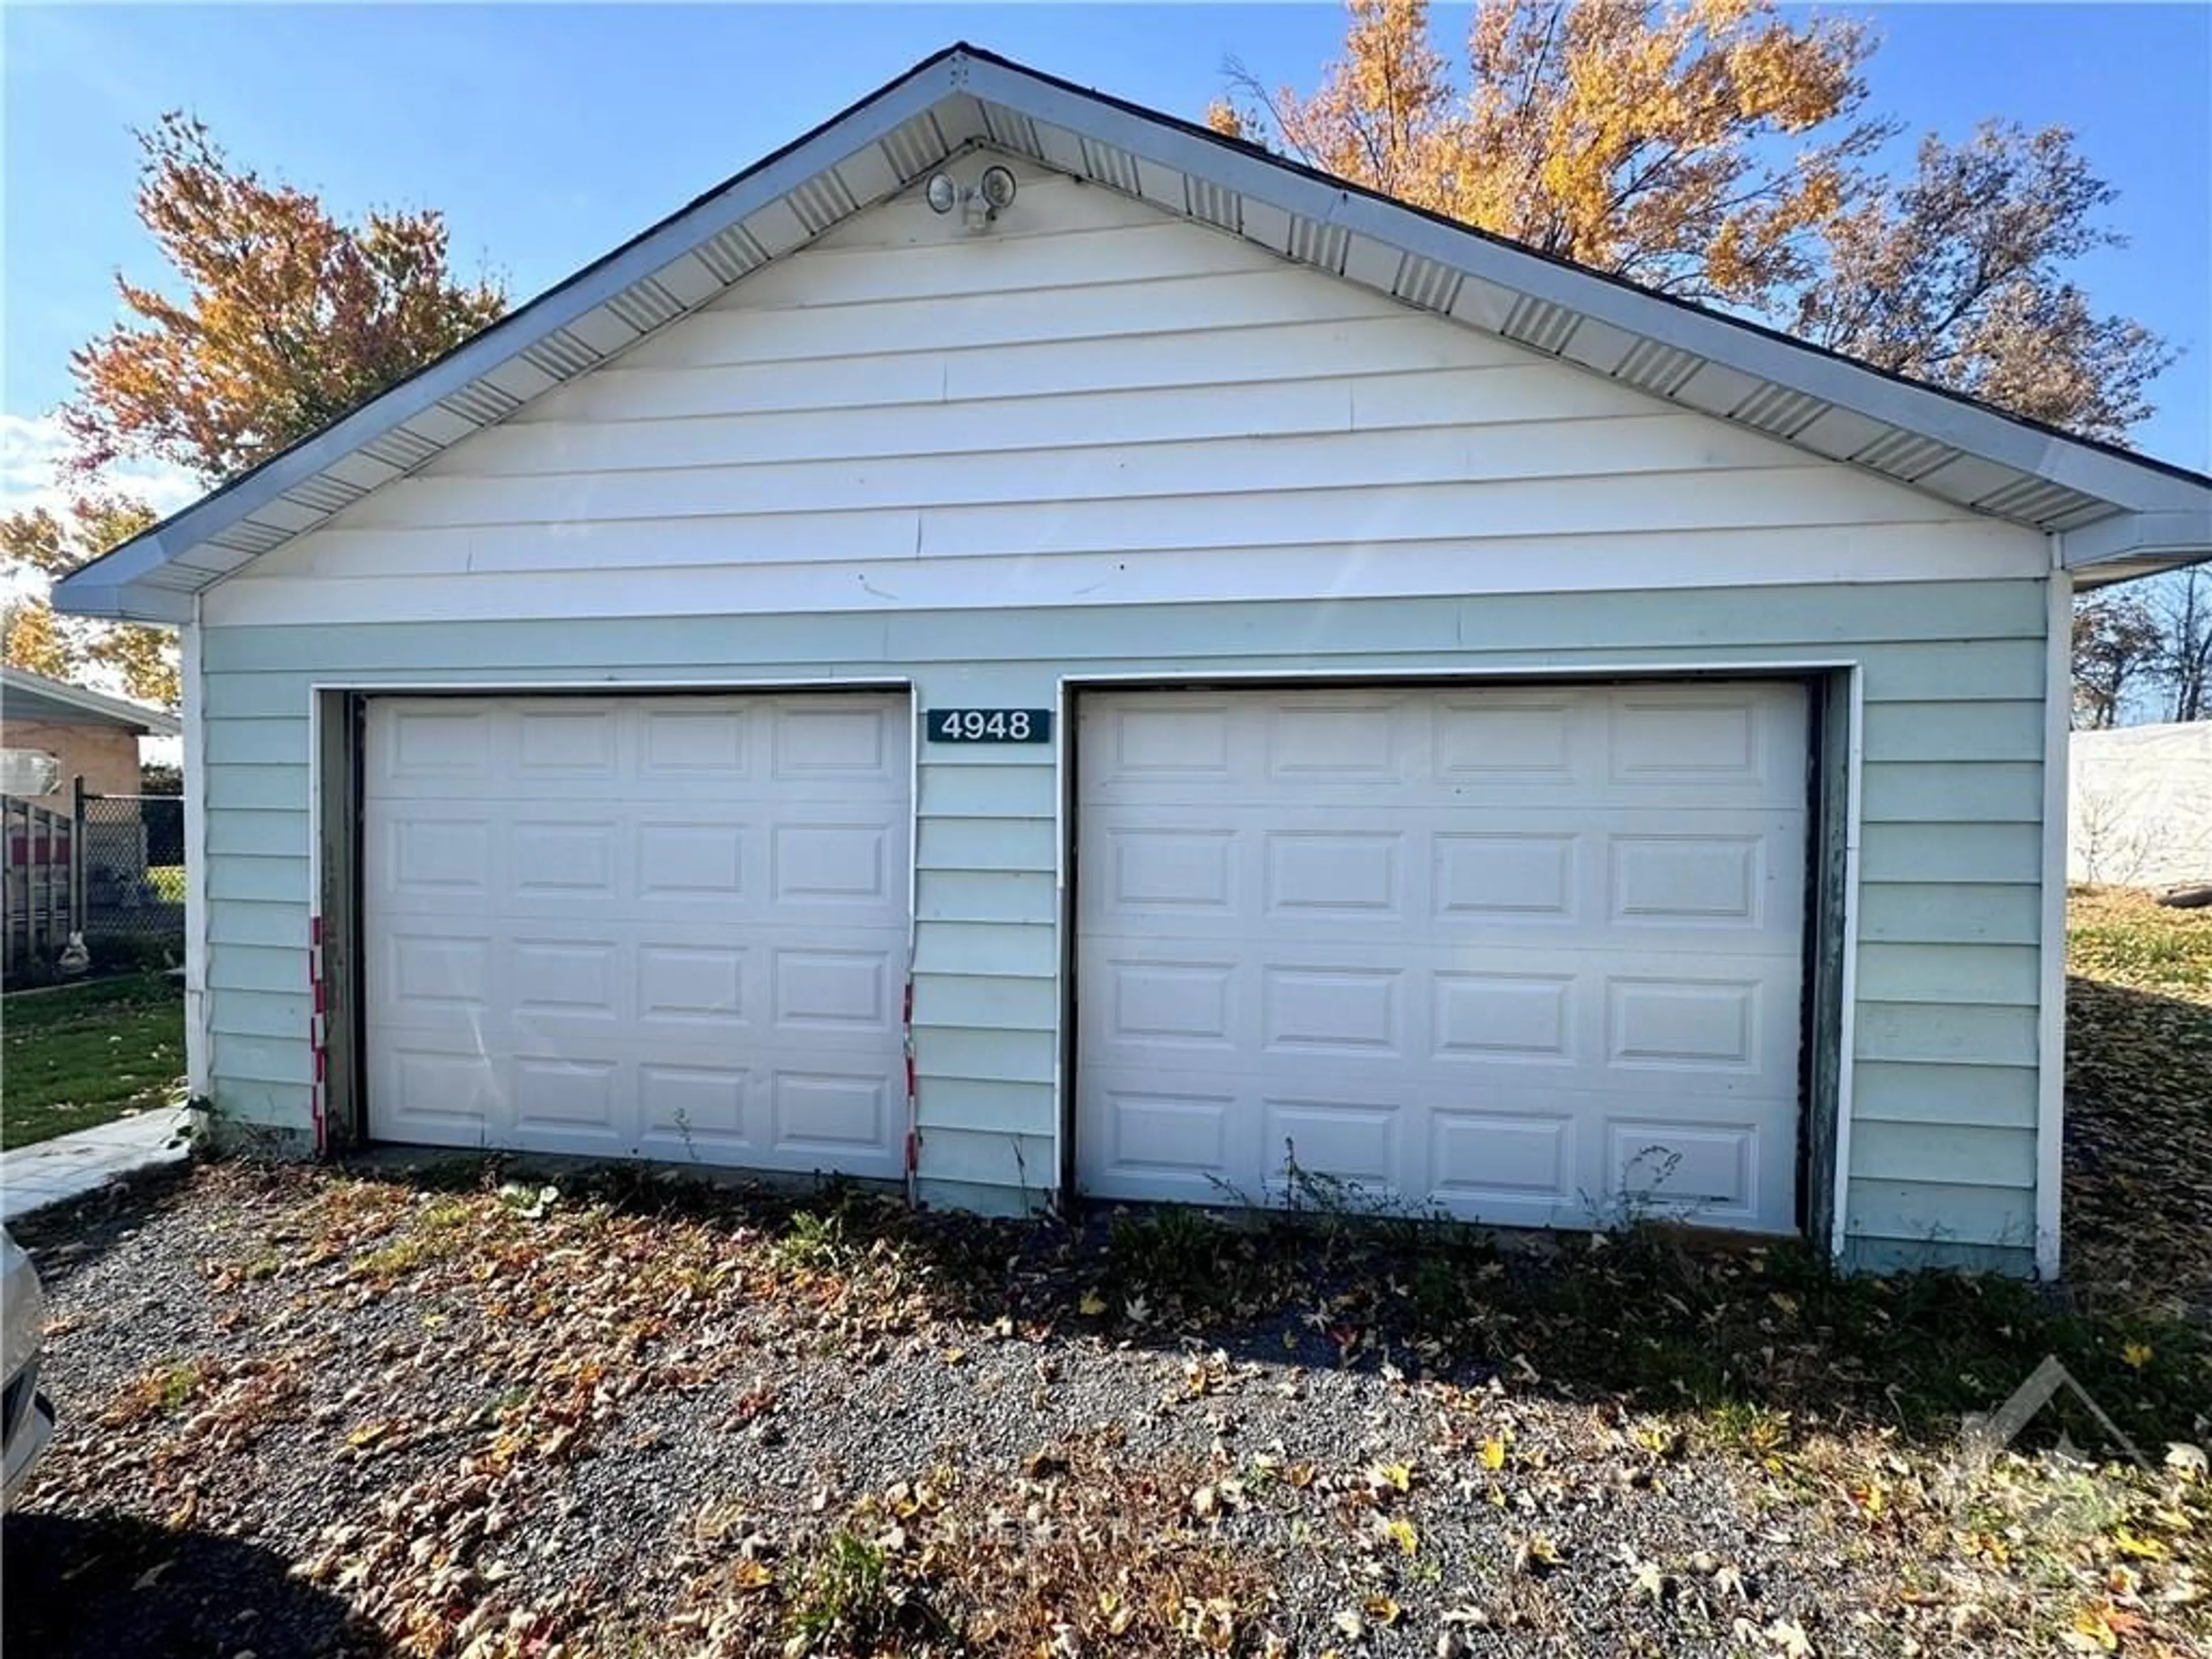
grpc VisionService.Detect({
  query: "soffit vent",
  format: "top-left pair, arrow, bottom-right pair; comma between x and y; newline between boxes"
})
283,476 -> 366,516
205,520 -> 291,555
1393,253 -> 1463,314
513,338 -> 593,389
695,224 -> 769,285
879,112 -> 951,181
441,384 -> 522,426
360,428 -> 442,472
1502,294 -> 1580,355
150,561 -> 240,589
518,328 -> 600,381
1286,215 -> 1350,274
1078,137 -> 1143,195
1853,429 -> 1957,482
605,277 -> 686,335
980,103 -> 1042,158
1974,475 -> 2105,527
1731,384 -> 1827,439
1613,339 -> 1702,397
1186,177 -> 1241,233
786,172 -> 858,234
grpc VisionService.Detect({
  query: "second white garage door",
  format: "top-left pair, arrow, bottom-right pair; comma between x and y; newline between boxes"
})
363,692 -> 910,1176
1076,683 -> 1809,1233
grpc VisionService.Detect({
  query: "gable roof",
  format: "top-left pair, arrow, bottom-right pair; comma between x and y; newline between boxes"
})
52,41 -> 2212,624
0,665 -> 181,734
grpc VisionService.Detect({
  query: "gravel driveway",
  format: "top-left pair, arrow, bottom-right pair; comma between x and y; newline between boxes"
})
4,1159 -> 2204,1658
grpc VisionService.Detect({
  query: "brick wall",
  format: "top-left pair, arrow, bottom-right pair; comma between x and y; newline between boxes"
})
0,720 -> 144,800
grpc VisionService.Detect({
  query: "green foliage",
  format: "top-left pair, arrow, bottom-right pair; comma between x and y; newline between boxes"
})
784,1531 -> 895,1650
1,971 -> 184,1149
771,1208 -> 855,1274
155,1361 -> 201,1411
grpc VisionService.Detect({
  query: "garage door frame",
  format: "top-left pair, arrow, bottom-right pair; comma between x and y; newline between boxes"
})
309,679 -> 918,1166
1058,666 -> 1855,1242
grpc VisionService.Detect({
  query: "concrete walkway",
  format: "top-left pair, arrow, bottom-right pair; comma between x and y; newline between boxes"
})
1,1108 -> 195,1225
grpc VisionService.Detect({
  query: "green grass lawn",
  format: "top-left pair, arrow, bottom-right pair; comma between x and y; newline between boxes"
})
2,972 -> 185,1151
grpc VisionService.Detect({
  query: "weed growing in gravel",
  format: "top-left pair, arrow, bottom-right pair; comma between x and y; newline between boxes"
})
783,1530 -> 903,1651
1705,1402 -> 1793,1472
99,1358 -> 209,1426
156,1361 -> 200,1412
772,1209 -> 854,1274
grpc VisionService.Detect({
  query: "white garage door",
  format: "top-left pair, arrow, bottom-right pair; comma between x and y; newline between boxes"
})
363,693 -> 910,1176
1076,683 -> 1809,1233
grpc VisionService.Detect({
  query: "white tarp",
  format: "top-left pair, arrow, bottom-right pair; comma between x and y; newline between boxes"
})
2068,721 -> 2212,887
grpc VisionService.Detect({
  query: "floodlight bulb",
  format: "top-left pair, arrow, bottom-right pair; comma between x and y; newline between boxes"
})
979,165 -> 1018,211
925,172 -> 959,214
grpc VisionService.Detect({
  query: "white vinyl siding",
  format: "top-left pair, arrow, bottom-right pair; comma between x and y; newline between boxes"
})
206,167 -> 2042,634
191,162 -> 2056,1267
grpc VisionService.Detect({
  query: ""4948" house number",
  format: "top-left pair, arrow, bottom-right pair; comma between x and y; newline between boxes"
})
923,708 -> 1053,744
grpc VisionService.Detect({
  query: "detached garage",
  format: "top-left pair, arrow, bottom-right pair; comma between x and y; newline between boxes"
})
55,45 -> 2212,1277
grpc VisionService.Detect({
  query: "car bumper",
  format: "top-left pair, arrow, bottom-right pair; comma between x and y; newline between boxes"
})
2,1358 -> 54,1506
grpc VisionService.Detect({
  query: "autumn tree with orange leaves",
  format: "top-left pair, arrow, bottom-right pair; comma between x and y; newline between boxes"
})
1211,0 -> 2169,442
1215,0 -> 2180,712
1209,0 -> 1887,309
4,112 -> 503,705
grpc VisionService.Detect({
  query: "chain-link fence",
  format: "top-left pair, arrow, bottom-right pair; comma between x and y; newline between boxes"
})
2,785 -> 184,982
80,793 -> 185,965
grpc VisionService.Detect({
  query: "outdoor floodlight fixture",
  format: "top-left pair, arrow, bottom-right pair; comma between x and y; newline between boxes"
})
923,165 -> 1018,234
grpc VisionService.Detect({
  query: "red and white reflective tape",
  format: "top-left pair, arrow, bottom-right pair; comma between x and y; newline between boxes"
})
308,915 -> 329,1154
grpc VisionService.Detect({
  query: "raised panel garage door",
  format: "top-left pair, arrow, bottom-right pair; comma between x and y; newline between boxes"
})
1076,684 -> 1809,1233
363,693 -> 910,1176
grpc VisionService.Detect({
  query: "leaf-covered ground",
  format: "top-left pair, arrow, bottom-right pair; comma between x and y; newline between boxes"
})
3,893 -> 2207,1658
2065,887 -> 2212,1316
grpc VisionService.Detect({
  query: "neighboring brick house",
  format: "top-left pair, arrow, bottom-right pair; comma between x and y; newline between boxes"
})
1,667 -> 179,801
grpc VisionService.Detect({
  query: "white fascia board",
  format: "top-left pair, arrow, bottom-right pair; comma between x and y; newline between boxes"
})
51,54 -> 966,619
963,57 -> 2211,522
2058,507 -> 2212,571
45,581 -> 195,625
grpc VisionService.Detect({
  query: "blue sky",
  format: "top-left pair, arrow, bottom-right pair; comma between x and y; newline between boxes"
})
5,2 -> 2209,489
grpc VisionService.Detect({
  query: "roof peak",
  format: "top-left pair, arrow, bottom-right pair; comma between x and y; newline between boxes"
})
52,41 -> 2209,622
